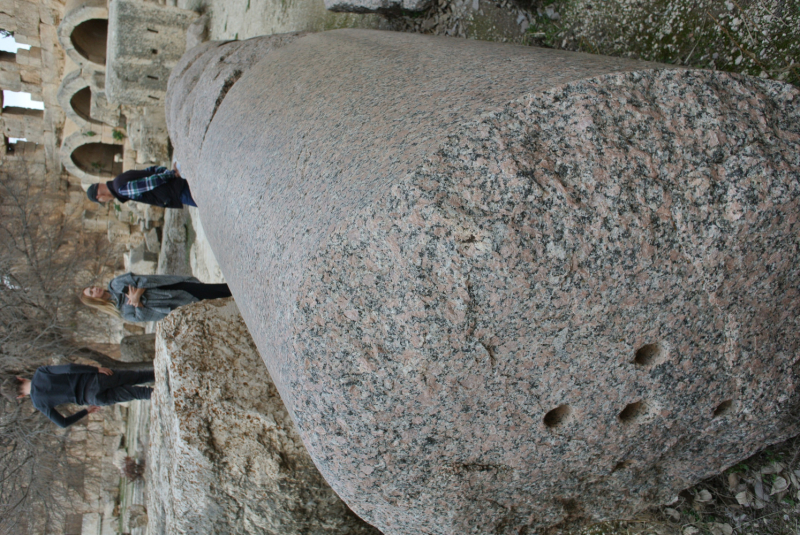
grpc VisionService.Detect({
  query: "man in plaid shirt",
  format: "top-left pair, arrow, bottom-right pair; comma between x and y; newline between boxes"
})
86,162 -> 196,209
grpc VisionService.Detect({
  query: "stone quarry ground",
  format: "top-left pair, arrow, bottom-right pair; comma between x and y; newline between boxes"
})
161,0 -> 799,534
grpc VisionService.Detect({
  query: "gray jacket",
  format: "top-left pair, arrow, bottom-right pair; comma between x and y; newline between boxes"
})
108,272 -> 201,323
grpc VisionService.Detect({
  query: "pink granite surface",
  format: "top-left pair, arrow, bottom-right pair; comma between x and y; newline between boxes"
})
166,30 -> 800,534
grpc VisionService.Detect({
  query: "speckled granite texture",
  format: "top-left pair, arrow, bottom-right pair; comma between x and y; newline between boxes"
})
166,30 -> 800,534
147,299 -> 380,535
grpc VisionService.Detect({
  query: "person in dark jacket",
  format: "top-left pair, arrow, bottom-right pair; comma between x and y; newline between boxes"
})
3,365 -> 154,428
85,163 -> 195,208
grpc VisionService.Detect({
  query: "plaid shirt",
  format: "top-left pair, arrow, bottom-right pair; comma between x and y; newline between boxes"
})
117,166 -> 175,199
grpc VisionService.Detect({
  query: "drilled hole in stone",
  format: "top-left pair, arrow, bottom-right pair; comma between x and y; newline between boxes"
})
713,400 -> 733,418
618,401 -> 645,424
611,460 -> 631,473
543,404 -> 571,428
634,343 -> 661,366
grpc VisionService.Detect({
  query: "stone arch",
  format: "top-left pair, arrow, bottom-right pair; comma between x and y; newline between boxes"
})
57,70 -> 102,127
57,0 -> 109,70
61,132 -> 124,185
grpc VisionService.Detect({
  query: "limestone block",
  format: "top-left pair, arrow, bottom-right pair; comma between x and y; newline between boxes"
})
81,512 -> 101,535
144,227 -> 160,253
83,209 -> 108,232
123,242 -> 158,275
124,104 -> 169,163
0,1 -> 16,32
19,68 -> 41,85
1,107 -> 44,143
107,218 -> 132,243
0,67 -> 21,90
38,3 -> 55,26
106,0 -> 199,106
21,82 -> 42,101
15,46 -> 41,66
122,323 -> 146,337
325,0 -> 430,13
120,333 -> 156,363
148,299 -> 380,535
12,32 -> 40,48
128,228 -> 146,249
157,207 -> 192,277
13,1 -> 40,41
89,89 -> 123,127
166,30 -> 800,534
0,16 -> 12,33
37,20 -> 58,52
185,13 -> 209,51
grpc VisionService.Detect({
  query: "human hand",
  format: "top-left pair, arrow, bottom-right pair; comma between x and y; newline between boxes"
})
97,367 -> 113,376
87,406 -> 101,414
126,285 -> 142,307
172,163 -> 181,177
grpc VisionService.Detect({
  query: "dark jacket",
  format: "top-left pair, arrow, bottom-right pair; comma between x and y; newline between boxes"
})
29,364 -> 100,428
107,167 -> 188,208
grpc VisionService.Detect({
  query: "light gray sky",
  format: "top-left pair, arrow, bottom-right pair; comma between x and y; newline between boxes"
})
1,34 -> 43,111
0,34 -> 30,53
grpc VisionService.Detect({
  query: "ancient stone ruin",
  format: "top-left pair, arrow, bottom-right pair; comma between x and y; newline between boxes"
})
170,29 -> 800,534
148,298 -> 380,535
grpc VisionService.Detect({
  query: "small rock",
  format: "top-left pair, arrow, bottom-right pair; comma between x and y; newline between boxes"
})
695,489 -> 714,503
735,490 -> 751,506
770,476 -> 789,494
710,523 -> 733,535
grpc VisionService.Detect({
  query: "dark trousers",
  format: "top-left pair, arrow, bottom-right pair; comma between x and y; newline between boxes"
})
160,282 -> 232,300
180,183 -> 197,207
86,369 -> 154,405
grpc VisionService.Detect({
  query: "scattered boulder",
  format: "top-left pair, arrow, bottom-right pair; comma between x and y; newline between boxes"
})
147,299 -> 380,535
119,333 -> 156,363
166,30 -> 800,534
157,207 -> 193,277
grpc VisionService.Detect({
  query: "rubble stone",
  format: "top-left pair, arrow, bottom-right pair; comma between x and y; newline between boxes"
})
147,299 -> 380,535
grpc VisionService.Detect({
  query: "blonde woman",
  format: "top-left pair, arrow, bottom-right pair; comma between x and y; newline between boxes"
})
81,273 -> 231,323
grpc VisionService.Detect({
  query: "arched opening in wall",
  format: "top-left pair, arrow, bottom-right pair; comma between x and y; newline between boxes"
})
71,143 -> 122,178
70,87 -> 97,123
70,19 -> 108,65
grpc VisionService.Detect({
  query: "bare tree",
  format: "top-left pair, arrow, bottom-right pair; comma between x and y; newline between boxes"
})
0,165 -> 151,534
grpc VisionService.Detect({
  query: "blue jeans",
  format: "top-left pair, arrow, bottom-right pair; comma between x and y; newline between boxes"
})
85,369 -> 154,405
180,183 -> 197,207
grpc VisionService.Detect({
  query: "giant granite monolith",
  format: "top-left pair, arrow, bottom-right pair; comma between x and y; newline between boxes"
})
166,30 -> 800,534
